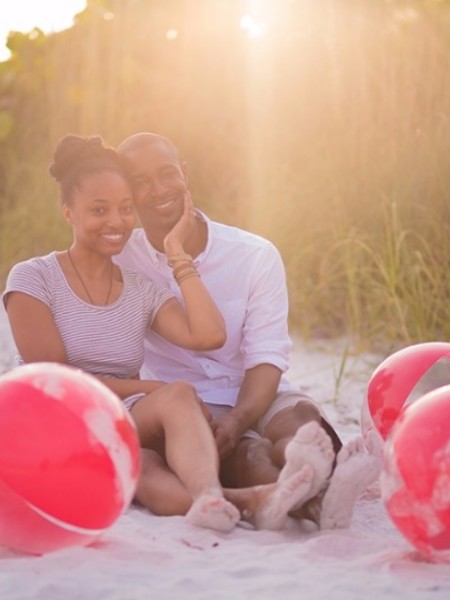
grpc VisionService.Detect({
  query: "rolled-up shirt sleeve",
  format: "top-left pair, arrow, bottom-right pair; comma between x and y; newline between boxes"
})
240,243 -> 293,372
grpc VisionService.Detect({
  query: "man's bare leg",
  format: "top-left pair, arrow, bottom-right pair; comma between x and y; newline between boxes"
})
224,422 -> 335,530
221,400 -> 340,489
220,437 -> 281,487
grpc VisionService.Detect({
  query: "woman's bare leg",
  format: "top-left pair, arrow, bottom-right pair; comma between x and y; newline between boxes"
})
135,448 -> 192,515
130,381 -> 239,532
136,448 -> 316,531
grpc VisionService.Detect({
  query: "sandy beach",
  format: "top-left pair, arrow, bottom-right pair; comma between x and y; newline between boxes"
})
1,301 -> 450,600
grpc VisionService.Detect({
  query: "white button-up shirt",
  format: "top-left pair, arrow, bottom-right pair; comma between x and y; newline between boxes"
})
115,212 -> 295,406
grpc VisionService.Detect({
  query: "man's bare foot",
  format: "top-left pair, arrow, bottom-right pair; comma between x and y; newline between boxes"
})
253,465 -> 314,530
186,494 -> 240,532
279,421 -> 335,503
319,436 -> 381,530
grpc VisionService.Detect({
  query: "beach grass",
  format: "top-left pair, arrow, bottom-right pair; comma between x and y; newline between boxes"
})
0,0 -> 449,350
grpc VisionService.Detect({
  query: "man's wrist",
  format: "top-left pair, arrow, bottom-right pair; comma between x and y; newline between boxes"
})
163,241 -> 184,256
229,407 -> 254,435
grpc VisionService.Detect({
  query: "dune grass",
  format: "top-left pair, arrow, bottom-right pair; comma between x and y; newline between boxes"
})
0,0 -> 449,351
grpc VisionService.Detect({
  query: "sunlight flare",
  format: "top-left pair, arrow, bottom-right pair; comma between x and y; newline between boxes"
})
0,0 -> 86,60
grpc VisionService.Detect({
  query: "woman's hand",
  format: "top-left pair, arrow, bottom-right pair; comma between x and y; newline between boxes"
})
163,191 -> 195,256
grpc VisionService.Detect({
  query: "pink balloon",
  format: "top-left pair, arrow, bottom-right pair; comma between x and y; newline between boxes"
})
382,385 -> 450,562
0,363 -> 140,555
367,342 -> 450,440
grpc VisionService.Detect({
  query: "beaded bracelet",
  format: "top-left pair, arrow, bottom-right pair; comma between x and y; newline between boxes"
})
172,263 -> 196,278
176,270 -> 200,285
168,253 -> 193,268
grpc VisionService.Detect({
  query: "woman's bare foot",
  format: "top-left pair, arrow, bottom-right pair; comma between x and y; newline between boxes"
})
186,494 -> 240,532
319,436 -> 381,530
279,421 -> 335,503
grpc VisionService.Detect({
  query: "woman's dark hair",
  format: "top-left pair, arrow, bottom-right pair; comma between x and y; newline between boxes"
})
49,134 -> 130,204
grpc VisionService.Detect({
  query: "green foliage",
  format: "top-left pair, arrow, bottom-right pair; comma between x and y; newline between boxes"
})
0,0 -> 449,349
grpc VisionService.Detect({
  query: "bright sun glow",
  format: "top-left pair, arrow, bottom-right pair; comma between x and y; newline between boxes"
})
0,1 -> 278,59
0,0 -> 87,61
239,0 -> 283,39
240,15 -> 268,38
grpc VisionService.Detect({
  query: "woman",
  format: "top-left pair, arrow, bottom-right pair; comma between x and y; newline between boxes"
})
3,134 -> 314,532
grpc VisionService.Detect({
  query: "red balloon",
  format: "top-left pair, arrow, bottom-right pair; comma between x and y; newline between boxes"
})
0,363 -> 140,555
382,385 -> 450,562
367,342 -> 450,440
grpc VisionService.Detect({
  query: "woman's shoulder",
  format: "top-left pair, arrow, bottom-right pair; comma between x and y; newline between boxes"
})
4,252 -> 59,306
8,251 -> 58,278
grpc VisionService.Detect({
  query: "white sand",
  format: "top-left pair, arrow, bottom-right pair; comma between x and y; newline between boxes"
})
1,302 -> 450,599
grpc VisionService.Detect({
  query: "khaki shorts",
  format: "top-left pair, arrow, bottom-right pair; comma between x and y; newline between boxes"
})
205,390 -> 323,440
126,389 -> 342,451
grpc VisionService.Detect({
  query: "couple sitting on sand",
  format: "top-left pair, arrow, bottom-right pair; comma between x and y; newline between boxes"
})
3,132 -> 380,532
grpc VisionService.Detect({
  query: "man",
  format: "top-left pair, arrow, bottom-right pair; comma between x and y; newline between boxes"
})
115,132 -> 380,530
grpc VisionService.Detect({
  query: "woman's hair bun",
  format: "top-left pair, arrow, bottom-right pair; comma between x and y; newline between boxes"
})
49,134 -> 110,182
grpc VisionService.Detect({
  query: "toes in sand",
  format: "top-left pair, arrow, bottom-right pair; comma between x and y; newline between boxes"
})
186,494 -> 240,533
319,436 -> 381,530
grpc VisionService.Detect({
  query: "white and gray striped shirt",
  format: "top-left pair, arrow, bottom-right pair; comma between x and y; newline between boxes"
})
3,252 -> 174,379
